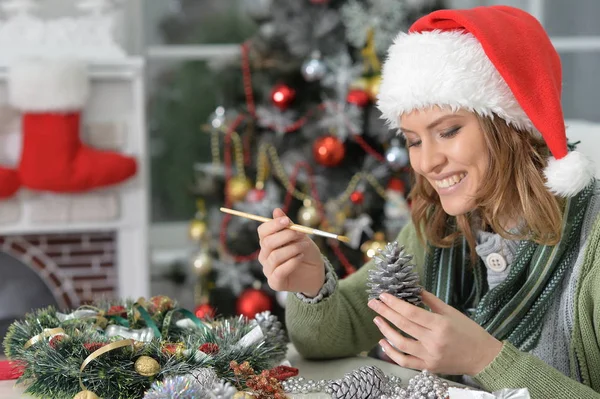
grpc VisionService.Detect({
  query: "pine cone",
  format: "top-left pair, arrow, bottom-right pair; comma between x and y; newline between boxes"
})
366,241 -> 422,305
326,366 -> 388,399
254,311 -> 289,344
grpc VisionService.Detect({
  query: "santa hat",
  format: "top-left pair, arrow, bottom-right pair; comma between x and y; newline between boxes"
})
377,5 -> 595,197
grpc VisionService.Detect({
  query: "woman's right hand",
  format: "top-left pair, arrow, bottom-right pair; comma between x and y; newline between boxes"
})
257,208 -> 325,297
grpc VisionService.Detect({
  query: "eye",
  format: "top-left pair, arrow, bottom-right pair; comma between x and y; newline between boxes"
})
407,139 -> 422,148
440,126 -> 461,139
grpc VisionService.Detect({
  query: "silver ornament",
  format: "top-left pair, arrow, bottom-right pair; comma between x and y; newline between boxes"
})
301,50 -> 327,82
259,21 -> 277,40
242,0 -> 272,20
209,106 -> 226,129
385,138 -> 409,170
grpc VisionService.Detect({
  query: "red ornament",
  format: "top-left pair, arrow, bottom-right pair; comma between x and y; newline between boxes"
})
49,335 -> 65,349
313,135 -> 345,167
194,303 -> 216,319
271,84 -> 295,110
350,190 -> 365,204
236,288 -> 273,319
83,342 -> 107,352
387,178 -> 405,194
246,188 -> 266,203
268,365 -> 300,380
199,343 -> 220,355
346,89 -> 370,107
107,305 -> 126,317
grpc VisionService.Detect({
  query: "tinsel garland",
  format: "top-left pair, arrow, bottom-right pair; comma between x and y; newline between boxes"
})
3,296 -> 288,399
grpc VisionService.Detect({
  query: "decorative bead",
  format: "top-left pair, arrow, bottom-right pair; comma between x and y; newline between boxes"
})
134,355 -> 160,377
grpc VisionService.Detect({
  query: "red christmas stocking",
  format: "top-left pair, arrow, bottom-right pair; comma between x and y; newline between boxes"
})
0,166 -> 19,198
8,59 -> 137,192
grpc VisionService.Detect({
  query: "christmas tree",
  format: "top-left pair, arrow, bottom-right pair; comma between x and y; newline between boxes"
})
149,0 -> 445,322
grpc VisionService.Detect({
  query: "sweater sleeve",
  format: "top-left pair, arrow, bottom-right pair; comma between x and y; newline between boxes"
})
474,341 -> 600,398
285,222 -> 426,359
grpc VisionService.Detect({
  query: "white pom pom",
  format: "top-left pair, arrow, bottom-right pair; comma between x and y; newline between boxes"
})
544,151 -> 595,197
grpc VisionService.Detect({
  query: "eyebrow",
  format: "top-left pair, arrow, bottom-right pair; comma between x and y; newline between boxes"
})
400,114 -> 463,134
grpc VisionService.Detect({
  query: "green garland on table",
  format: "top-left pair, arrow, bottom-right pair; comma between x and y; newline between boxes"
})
3,296 -> 289,399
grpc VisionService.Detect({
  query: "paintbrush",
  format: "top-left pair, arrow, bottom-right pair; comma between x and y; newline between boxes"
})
220,207 -> 350,243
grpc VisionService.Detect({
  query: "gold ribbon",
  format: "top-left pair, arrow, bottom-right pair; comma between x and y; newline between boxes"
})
79,339 -> 134,391
23,327 -> 66,349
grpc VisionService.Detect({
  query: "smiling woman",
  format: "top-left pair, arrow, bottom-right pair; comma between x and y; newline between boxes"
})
405,107 -> 563,261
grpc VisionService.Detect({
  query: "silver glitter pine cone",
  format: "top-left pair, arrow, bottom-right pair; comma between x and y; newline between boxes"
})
253,311 -> 289,361
366,241 -> 422,305
326,366 -> 389,399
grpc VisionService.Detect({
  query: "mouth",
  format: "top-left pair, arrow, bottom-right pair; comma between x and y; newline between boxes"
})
433,173 -> 466,189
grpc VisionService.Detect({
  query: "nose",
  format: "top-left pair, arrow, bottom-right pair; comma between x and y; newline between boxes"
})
418,140 -> 446,174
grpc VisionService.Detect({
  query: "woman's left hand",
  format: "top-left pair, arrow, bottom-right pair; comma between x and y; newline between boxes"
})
368,290 -> 503,376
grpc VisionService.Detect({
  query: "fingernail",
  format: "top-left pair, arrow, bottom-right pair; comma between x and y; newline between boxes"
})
373,317 -> 382,326
380,293 -> 391,302
379,341 -> 386,352
280,217 -> 290,225
368,299 -> 378,309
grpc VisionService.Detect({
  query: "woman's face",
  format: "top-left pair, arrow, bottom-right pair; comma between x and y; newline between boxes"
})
400,107 -> 489,216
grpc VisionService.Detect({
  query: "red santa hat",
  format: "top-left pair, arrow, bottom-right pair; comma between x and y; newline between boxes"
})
377,5 -> 595,197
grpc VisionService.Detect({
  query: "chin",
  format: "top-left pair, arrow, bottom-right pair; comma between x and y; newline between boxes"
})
440,198 -> 476,217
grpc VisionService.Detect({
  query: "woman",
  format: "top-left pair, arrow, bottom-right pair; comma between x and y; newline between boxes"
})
257,5 -> 600,397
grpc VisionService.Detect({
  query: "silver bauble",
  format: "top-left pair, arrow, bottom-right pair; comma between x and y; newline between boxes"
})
301,51 -> 327,82
385,138 -> 409,170
242,0 -> 272,20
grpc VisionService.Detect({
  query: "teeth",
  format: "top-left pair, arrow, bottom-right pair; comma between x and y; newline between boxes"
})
435,173 -> 466,188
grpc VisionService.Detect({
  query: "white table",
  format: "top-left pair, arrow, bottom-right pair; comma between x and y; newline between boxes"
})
0,345 -> 454,399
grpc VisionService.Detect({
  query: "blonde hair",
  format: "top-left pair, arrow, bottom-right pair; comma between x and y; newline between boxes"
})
409,113 -> 564,263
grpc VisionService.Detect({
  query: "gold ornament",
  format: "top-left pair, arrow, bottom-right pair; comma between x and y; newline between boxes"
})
361,27 -> 381,74
227,176 -> 252,203
360,231 -> 387,260
297,199 -> 321,227
233,392 -> 255,399
189,219 -> 208,242
73,390 -> 99,399
191,249 -> 213,277
134,355 -> 160,377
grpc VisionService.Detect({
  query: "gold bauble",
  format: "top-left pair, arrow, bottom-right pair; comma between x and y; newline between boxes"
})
192,249 -> 213,277
298,203 -> 321,227
134,355 -> 160,377
73,390 -> 100,399
227,176 -> 252,203
360,231 -> 387,259
367,75 -> 381,100
188,219 -> 208,242
233,392 -> 255,399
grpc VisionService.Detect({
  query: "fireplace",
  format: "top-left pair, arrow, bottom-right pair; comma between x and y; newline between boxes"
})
0,4 -> 149,345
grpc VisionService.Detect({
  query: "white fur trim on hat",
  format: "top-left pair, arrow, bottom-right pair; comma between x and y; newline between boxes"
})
8,58 -> 89,112
377,30 -> 532,131
544,151 -> 595,197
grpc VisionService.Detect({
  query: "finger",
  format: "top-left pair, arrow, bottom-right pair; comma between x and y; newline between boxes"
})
369,299 -> 431,339
268,240 -> 308,268
268,253 -> 303,291
257,213 -> 291,239
260,229 -> 305,252
421,291 -> 454,315
378,339 -> 426,371
273,208 -> 287,218
378,293 -> 440,330
373,316 -> 425,358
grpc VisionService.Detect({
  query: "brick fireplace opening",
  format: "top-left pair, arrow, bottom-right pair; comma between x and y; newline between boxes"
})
0,232 -> 118,341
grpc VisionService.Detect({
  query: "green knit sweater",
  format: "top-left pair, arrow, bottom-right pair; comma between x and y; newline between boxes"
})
286,217 -> 600,398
